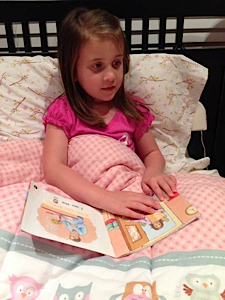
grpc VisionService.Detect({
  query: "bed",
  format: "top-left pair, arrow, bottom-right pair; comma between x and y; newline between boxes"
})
0,0 -> 225,299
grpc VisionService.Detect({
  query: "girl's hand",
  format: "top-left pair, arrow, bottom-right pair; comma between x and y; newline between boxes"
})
102,190 -> 161,219
141,168 -> 177,201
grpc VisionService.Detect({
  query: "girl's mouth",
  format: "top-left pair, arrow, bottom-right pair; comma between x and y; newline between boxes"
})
102,86 -> 115,91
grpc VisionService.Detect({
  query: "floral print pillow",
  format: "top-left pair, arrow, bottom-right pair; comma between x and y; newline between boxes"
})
0,56 -> 64,142
0,54 -> 209,173
125,54 -> 210,173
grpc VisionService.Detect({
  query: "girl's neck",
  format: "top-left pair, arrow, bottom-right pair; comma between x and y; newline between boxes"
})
93,101 -> 116,124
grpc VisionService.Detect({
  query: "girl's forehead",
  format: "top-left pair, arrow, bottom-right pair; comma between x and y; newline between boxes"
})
80,37 -> 123,59
84,36 -> 123,50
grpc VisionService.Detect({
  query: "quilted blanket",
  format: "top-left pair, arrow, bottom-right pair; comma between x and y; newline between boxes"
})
0,135 -> 225,300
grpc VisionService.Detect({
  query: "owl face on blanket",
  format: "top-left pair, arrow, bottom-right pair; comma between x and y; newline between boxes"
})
7,275 -> 44,300
53,282 -> 92,300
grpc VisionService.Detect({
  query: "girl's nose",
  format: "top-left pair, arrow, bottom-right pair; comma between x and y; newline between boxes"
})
103,68 -> 116,82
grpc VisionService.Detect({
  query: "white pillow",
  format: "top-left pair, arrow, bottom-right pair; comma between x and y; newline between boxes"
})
0,54 -> 209,173
0,56 -> 64,141
125,54 -> 210,173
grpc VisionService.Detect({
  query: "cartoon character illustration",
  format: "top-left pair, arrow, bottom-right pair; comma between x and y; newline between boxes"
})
7,274 -> 44,300
132,210 -> 169,230
109,281 -> 166,300
53,283 -> 92,300
38,207 -> 97,243
183,273 -> 225,299
52,214 -> 87,242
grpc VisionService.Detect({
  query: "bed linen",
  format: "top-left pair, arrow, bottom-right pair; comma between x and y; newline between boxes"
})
0,54 -> 210,175
0,135 -> 225,300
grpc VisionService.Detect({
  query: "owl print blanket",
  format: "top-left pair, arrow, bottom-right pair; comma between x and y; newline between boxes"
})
0,135 -> 225,299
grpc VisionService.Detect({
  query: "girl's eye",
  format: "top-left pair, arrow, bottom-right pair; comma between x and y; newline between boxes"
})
93,63 -> 102,69
113,61 -> 122,68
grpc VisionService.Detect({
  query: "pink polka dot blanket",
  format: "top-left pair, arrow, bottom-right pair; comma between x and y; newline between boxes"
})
0,135 -> 225,300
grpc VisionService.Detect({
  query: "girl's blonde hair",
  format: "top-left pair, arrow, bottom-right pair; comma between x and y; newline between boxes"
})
58,7 -> 146,127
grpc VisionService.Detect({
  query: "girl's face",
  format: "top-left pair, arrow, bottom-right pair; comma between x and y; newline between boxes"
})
76,37 -> 124,103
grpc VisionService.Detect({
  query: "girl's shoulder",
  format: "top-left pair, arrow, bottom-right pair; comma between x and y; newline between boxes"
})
130,95 -> 155,138
50,94 -> 70,108
43,94 -> 75,138
46,94 -> 73,115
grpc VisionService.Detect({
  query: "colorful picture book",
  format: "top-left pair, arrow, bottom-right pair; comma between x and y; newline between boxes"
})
21,182 -> 201,258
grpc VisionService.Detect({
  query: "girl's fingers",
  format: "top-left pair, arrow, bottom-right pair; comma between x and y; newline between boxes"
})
123,208 -> 145,220
165,175 -> 177,192
128,195 -> 161,212
146,182 -> 165,201
123,203 -> 157,219
141,182 -> 154,196
109,190 -> 162,219
159,176 -> 178,197
152,188 -> 165,201
146,175 -> 177,200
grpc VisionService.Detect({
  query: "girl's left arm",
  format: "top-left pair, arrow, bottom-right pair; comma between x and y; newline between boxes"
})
135,128 -> 177,201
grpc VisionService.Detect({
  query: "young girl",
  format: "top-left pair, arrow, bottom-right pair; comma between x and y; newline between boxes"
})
43,7 -> 177,219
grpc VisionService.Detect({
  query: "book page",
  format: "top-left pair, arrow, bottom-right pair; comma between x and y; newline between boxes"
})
101,211 -> 130,257
164,194 -> 201,224
21,182 -> 115,256
115,192 -> 200,251
116,203 -> 183,251
143,201 -> 183,246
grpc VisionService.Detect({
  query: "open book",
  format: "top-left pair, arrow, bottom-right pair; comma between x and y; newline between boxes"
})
21,182 -> 201,258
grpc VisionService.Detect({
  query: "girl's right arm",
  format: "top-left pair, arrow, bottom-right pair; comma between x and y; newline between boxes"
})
43,124 -> 161,219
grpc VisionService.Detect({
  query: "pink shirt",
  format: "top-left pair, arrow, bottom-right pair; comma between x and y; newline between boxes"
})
43,95 -> 154,151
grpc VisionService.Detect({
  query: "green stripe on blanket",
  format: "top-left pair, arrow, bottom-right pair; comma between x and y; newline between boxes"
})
1,232 -> 152,271
152,250 -> 225,268
0,230 -> 15,251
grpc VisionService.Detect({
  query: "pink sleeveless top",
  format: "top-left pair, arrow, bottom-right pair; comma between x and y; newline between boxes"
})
43,95 -> 154,151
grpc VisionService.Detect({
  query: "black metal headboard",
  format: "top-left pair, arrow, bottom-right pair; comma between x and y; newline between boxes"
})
0,0 -> 225,176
